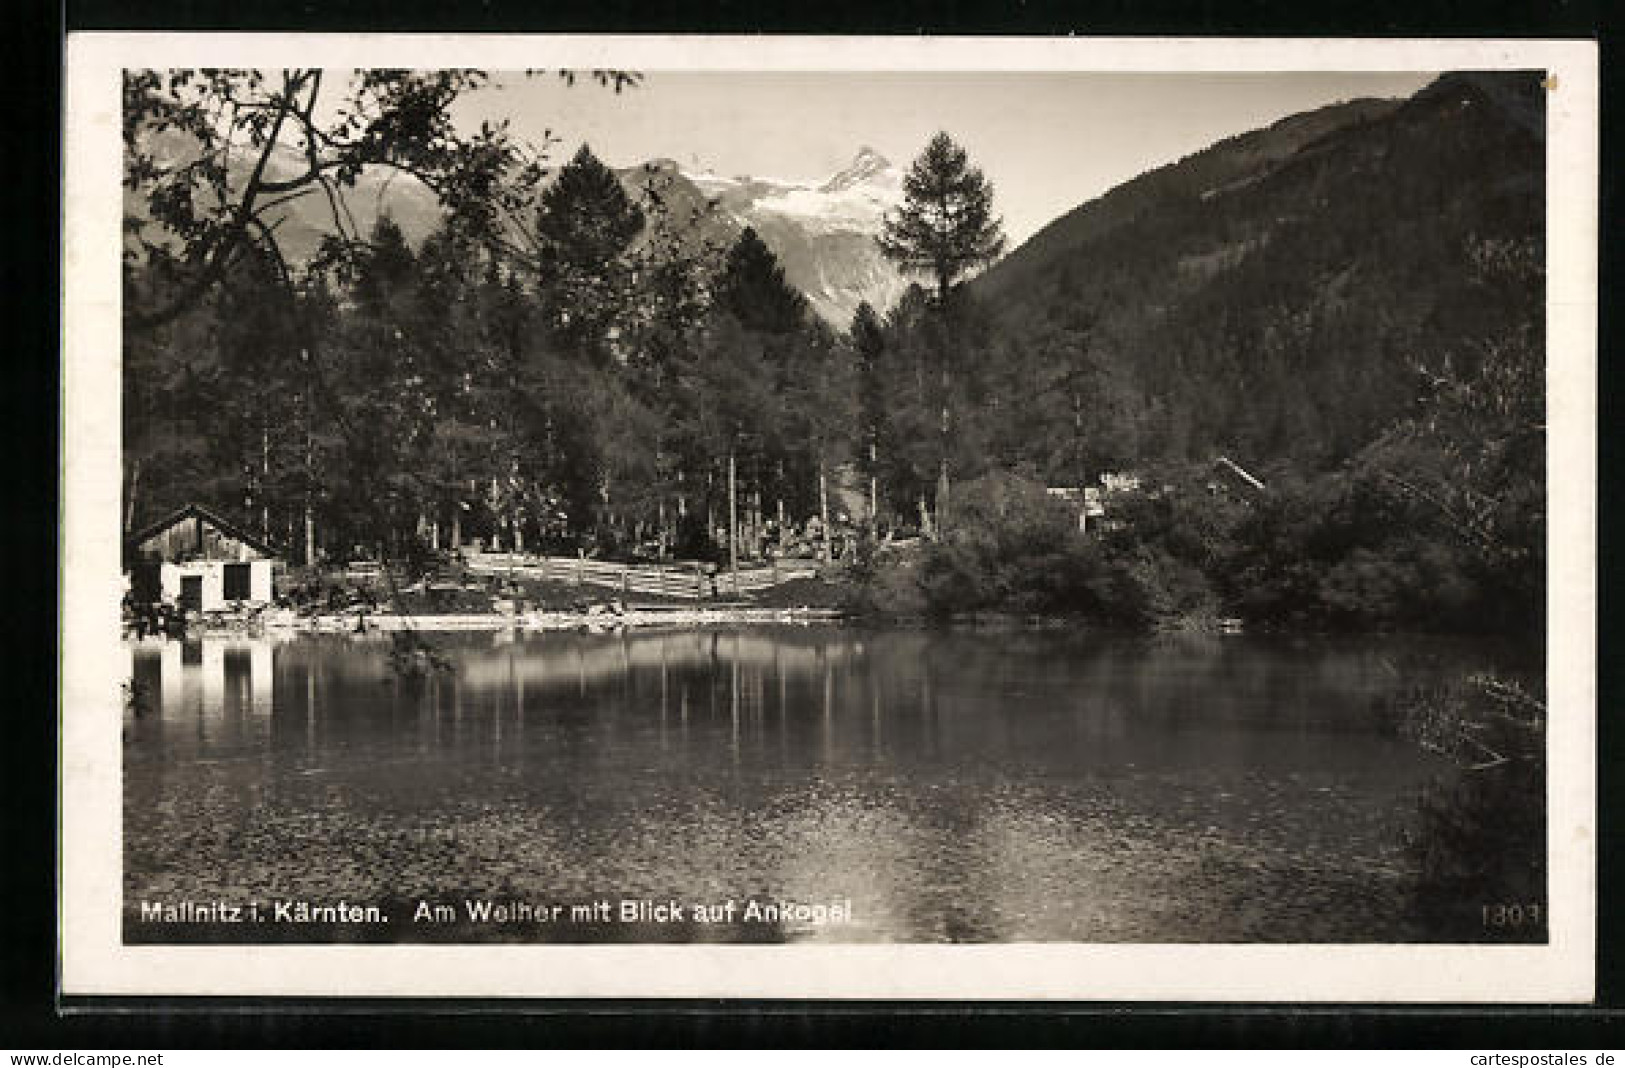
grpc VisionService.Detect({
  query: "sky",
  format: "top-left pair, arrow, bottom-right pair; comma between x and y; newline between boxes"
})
454,70 -> 1437,246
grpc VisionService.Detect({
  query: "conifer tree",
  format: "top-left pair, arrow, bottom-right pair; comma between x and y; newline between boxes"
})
877,131 -> 1007,304
849,301 -> 887,532
714,227 -> 808,335
535,144 -> 645,355
352,216 -> 417,319
536,144 -> 645,273
875,132 -> 1006,534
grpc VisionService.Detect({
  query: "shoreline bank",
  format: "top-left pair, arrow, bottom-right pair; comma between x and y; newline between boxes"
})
127,604 -> 849,638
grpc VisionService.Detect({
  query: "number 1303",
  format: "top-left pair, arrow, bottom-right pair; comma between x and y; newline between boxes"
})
1482,903 -> 1542,928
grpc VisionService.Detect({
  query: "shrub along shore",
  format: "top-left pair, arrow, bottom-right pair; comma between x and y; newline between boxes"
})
134,447 -> 1543,642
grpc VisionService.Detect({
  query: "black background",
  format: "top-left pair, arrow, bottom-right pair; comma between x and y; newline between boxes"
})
12,0 -> 1622,1047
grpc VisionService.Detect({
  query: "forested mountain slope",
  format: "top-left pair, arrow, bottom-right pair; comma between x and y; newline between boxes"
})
970,72 -> 1545,476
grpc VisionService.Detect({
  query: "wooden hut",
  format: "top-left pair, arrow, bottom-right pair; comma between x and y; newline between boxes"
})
125,503 -> 279,611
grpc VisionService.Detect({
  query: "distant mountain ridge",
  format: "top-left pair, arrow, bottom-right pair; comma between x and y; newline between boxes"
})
123,128 -> 445,271
973,96 -> 1403,307
133,73 -> 1538,386
143,141 -> 916,329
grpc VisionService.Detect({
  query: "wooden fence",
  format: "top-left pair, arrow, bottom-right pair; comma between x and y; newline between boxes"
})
461,551 -> 817,601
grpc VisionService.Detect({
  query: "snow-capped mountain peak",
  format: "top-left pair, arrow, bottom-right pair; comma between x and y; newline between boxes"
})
820,146 -> 896,193
648,147 -> 912,326
725,147 -> 901,233
679,146 -> 901,226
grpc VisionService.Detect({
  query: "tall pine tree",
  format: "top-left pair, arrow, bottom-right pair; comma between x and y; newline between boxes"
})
875,132 -> 1007,533
535,144 -> 645,357
714,227 -> 808,335
877,131 -> 1007,304
849,301 -> 887,533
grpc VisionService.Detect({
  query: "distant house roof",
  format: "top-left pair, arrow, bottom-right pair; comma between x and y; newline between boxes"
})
1212,456 -> 1267,492
125,502 -> 276,558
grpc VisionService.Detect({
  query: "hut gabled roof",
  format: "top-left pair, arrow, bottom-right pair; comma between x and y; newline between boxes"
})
125,502 -> 276,558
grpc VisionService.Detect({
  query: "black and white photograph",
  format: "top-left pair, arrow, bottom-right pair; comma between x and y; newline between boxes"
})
61,35 -> 1597,1001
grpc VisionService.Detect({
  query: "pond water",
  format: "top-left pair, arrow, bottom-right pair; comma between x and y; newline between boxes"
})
124,625 -> 1530,943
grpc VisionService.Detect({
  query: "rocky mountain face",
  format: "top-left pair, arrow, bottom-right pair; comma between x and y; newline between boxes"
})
619,146 -> 912,327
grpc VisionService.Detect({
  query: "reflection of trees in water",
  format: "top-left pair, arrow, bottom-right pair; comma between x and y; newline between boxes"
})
126,628 -> 1521,942
1394,673 -> 1547,942
901,630 -> 1505,732
130,628 -> 1497,775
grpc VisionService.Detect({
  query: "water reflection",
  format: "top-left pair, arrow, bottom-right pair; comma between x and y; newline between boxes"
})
125,627 -> 1517,942
129,637 -> 275,750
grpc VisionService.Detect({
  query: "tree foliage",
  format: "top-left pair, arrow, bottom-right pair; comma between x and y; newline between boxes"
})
877,131 -> 1007,303
714,227 -> 809,335
534,144 -> 645,354
126,70 -> 520,332
122,68 -> 642,334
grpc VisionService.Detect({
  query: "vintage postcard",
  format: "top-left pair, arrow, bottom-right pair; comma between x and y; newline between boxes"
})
61,34 -> 1597,1000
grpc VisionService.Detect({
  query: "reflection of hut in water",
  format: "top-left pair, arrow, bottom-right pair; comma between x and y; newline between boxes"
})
129,637 -> 275,733
125,503 -> 279,611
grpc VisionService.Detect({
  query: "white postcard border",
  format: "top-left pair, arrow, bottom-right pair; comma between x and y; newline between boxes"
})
61,33 -> 1598,1002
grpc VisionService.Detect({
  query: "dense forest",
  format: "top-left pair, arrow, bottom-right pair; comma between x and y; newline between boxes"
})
125,149 -> 853,569
122,70 -> 1547,635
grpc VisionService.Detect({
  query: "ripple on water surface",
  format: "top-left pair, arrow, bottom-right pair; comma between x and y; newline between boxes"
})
124,627 -> 1516,942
